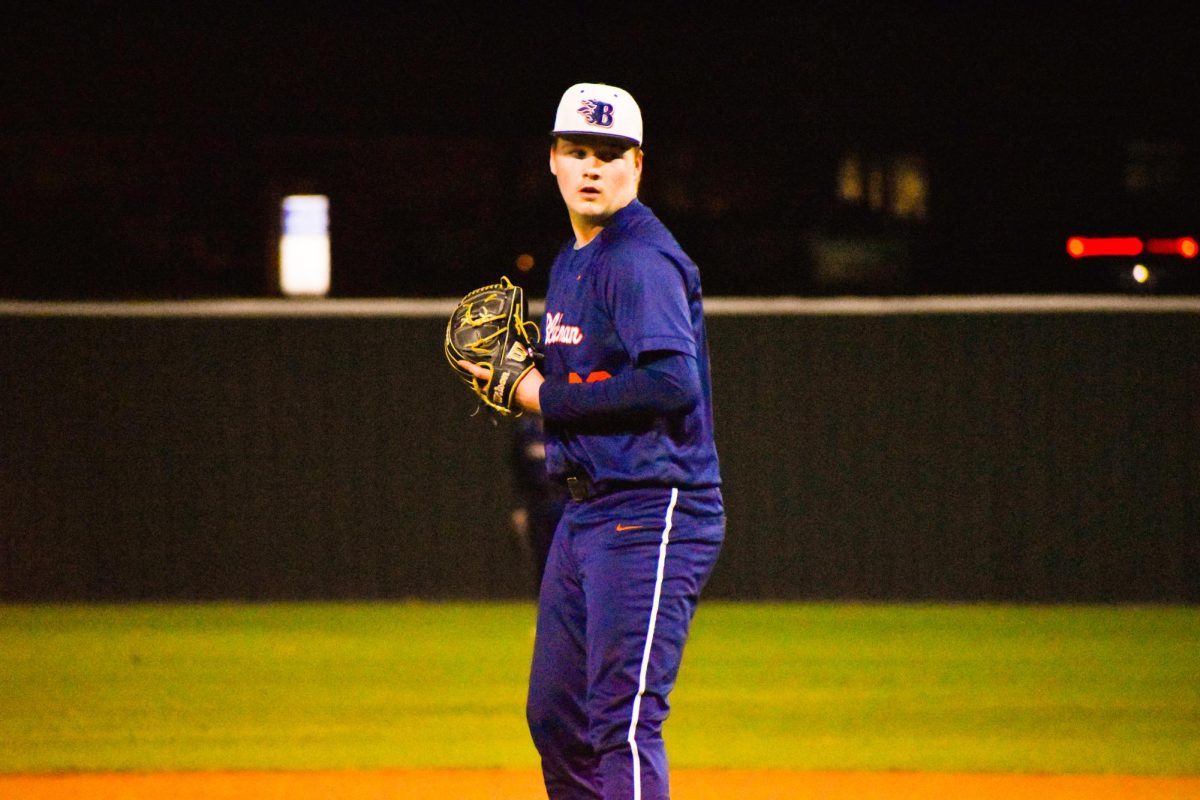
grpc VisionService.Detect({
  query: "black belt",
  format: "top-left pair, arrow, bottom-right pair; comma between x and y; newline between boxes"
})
563,476 -> 670,502
565,476 -> 594,501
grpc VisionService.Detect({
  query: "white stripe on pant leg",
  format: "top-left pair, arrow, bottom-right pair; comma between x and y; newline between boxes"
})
627,487 -> 678,800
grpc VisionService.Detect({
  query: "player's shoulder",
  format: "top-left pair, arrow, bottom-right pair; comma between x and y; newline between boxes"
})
603,203 -> 691,268
612,201 -> 677,247
595,238 -> 682,293
602,232 -> 665,266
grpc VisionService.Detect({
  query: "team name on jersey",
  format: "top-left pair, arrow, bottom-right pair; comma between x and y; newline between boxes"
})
545,311 -> 584,345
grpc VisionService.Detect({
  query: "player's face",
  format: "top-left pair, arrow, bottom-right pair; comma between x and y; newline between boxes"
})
550,136 -> 643,231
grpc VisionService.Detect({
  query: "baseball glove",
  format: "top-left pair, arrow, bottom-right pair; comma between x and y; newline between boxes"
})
444,276 -> 540,417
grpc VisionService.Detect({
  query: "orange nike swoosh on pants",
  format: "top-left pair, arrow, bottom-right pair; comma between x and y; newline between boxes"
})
615,524 -> 644,531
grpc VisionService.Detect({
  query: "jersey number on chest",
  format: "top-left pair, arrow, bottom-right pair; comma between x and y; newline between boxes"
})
567,370 -> 612,384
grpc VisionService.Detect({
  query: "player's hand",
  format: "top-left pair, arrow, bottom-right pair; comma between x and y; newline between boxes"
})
457,360 -> 543,415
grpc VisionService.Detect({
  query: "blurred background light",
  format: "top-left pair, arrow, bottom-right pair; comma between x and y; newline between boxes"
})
1066,236 -> 1144,258
1146,236 -> 1198,258
279,195 -> 331,297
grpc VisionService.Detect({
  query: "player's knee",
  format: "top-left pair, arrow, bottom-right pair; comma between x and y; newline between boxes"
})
590,714 -> 665,756
526,691 -> 561,751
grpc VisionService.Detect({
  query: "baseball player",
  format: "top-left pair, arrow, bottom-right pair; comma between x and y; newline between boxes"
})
485,82 -> 725,800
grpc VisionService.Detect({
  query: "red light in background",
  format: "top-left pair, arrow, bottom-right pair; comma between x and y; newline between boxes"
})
1146,237 -> 1198,258
1066,237 -> 1144,258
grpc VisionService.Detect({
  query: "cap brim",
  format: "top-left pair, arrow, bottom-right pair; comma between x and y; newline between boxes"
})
549,129 -> 641,147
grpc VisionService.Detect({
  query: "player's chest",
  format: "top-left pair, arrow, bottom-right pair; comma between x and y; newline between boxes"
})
543,277 -> 624,373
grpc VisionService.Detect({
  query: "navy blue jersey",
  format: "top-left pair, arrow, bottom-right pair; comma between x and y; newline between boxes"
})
541,200 -> 721,493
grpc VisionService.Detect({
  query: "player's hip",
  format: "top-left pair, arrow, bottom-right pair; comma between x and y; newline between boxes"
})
558,483 -> 723,526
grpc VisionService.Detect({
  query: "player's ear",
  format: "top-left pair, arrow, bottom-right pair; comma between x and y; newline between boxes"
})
549,146 -> 558,176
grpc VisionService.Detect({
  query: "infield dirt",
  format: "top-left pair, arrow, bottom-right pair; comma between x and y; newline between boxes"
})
2,769 -> 1199,799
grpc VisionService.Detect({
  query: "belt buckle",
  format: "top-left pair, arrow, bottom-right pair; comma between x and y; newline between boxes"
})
566,476 -> 590,501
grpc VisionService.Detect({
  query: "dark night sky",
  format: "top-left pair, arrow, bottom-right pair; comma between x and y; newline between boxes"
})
3,5 -> 1198,297
8,5 -> 1196,139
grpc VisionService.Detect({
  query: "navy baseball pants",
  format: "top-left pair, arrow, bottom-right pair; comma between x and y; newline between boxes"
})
526,486 -> 724,800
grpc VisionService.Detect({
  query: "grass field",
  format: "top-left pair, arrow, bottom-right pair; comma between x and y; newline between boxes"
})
1,602 -> 1196,776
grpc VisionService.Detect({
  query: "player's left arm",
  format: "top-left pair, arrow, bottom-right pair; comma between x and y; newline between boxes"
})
471,349 -> 696,421
457,360 -> 544,415
539,249 -> 700,421
512,367 -> 544,415
538,350 -> 699,421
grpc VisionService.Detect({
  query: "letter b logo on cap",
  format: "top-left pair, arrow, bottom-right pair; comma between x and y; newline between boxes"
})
578,99 -> 615,129
553,83 -> 642,145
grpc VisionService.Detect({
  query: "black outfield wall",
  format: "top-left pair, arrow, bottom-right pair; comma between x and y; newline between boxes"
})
2,297 -> 1197,602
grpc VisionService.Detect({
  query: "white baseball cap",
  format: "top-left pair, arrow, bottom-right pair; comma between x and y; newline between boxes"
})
551,83 -> 643,146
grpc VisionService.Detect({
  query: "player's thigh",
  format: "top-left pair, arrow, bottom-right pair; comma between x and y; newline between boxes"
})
581,519 -> 723,732
587,516 -> 723,624
528,517 -> 589,724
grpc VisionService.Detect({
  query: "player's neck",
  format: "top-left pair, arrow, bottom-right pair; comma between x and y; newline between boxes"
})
572,222 -> 603,249
569,200 -> 636,249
